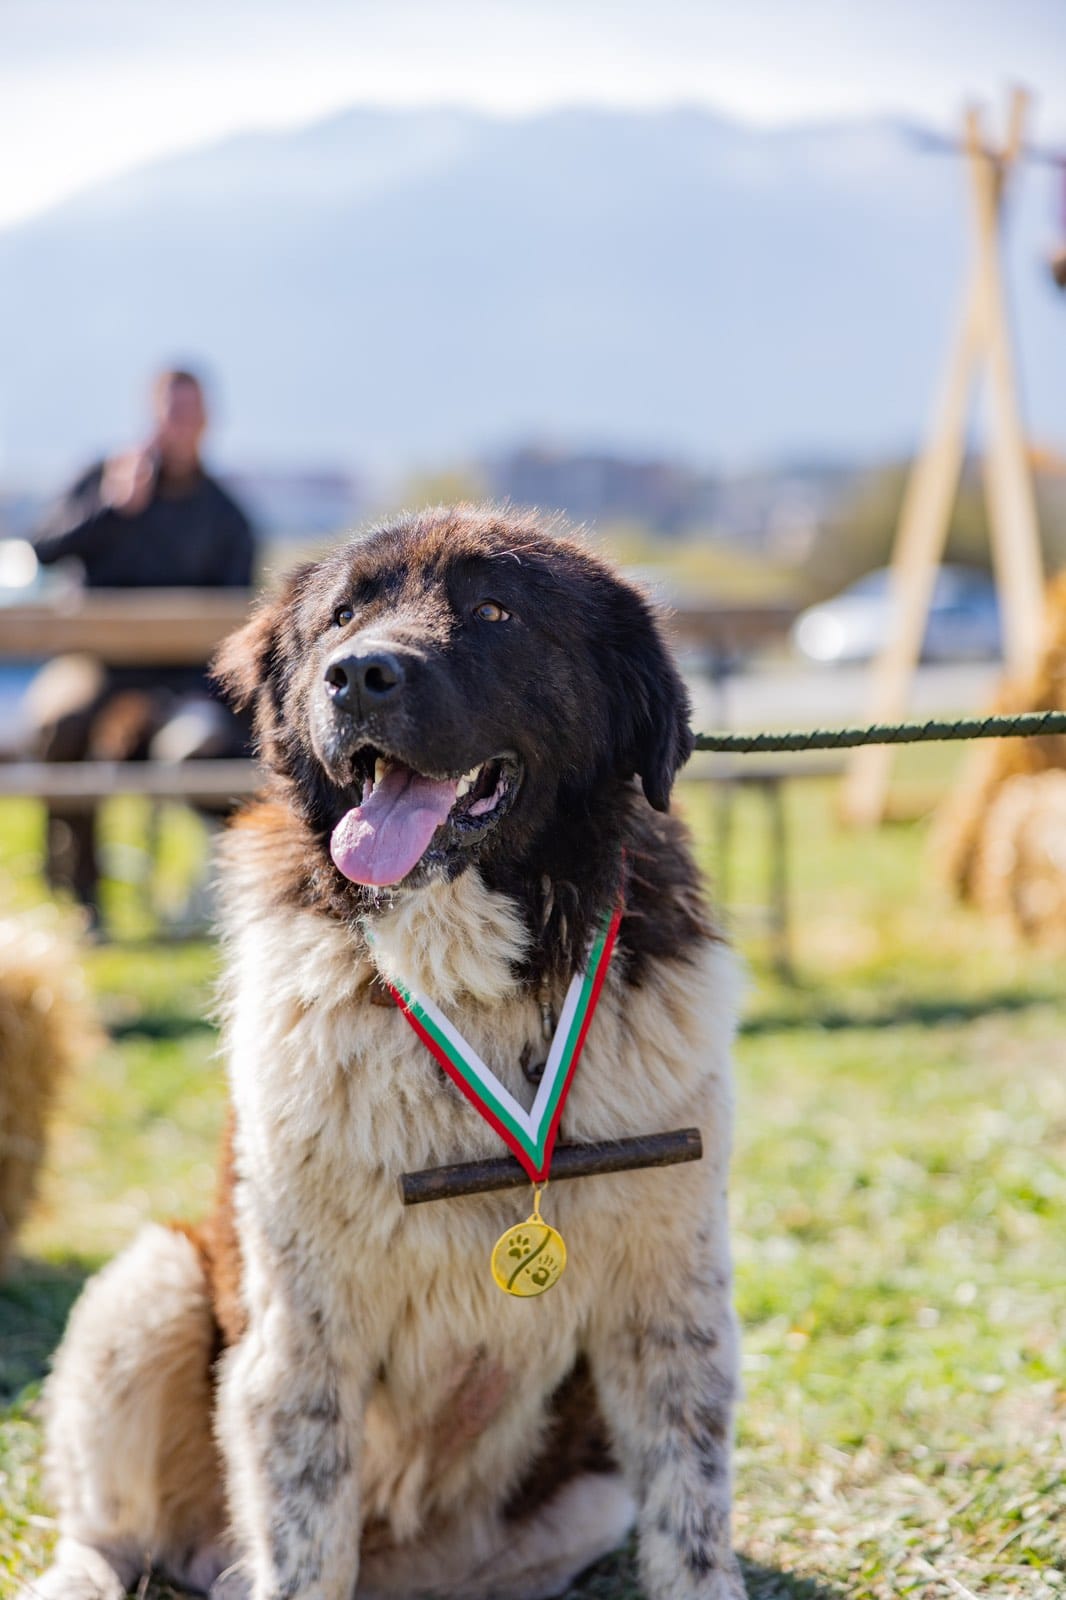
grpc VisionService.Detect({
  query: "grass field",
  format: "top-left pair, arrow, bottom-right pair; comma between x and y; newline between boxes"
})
1,760 -> 1063,1599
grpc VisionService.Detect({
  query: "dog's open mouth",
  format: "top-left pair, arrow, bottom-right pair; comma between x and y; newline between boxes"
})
329,751 -> 522,887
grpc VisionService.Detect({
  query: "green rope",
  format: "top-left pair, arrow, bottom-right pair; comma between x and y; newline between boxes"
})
693,710 -> 1066,755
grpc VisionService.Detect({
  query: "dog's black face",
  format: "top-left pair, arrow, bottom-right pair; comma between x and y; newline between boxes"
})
215,509 -> 693,909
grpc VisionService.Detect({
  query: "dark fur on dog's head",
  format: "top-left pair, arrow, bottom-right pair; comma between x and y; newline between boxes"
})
214,506 -> 707,978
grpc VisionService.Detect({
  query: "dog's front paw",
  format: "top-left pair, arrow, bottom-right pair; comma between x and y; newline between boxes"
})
209,1563 -> 252,1600
710,1555 -> 747,1600
640,1527 -> 746,1600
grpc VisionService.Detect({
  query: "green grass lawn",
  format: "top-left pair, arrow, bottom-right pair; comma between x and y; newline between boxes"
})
1,764 -> 1063,1599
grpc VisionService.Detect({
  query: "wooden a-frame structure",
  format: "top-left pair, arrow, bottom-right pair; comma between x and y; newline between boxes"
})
841,88 -> 1045,826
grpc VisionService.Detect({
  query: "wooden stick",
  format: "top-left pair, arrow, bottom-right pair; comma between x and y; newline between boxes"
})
400,1128 -> 703,1206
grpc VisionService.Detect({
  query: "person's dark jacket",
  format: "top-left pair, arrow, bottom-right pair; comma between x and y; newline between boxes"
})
33,461 -> 254,588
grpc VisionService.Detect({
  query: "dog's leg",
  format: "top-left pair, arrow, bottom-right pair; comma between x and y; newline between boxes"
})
215,1260 -> 364,1600
588,1197 -> 745,1600
18,1223 -> 226,1600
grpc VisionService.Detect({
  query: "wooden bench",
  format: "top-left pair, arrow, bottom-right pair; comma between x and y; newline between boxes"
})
0,590 -> 796,665
0,589 -> 254,665
0,759 -> 260,807
0,756 -> 838,968
0,587 -> 803,938
0,589 -> 260,929
679,758 -> 843,981
0,759 -> 263,936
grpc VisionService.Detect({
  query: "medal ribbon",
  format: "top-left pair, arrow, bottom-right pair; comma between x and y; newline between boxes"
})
383,901 -> 622,1182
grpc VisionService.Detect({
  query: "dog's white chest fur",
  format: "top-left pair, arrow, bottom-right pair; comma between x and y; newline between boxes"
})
220,867 -> 738,1539
223,866 -> 735,1208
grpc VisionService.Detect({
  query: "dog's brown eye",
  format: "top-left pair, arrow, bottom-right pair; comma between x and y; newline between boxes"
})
473,601 -> 510,623
333,605 -> 354,627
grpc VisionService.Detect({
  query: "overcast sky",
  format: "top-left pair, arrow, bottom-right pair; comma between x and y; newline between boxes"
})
2,0 -> 1064,230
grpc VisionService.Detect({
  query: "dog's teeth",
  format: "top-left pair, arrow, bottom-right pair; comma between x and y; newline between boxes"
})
455,764 -> 482,800
374,758 -> 388,788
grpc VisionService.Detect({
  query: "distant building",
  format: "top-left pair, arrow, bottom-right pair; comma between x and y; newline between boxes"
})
221,468 -> 364,541
709,466 -> 852,553
486,446 -> 705,536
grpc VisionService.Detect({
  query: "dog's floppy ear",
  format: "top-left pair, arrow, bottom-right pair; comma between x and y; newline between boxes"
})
212,598 -> 279,713
605,584 -> 694,813
211,564 -> 313,713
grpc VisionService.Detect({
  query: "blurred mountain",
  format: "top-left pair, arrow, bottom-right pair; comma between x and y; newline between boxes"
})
0,105 -> 1062,480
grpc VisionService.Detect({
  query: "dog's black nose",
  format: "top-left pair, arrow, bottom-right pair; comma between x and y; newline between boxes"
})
324,650 -> 406,716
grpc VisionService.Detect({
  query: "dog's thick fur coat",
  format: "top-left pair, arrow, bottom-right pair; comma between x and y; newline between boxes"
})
24,509 -> 745,1600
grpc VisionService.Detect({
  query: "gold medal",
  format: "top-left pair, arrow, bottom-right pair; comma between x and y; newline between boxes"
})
491,1187 -> 566,1297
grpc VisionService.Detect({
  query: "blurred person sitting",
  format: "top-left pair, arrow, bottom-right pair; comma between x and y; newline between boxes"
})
28,367 -> 256,925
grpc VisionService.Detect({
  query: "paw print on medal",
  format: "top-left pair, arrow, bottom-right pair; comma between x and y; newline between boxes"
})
491,1219 -> 567,1298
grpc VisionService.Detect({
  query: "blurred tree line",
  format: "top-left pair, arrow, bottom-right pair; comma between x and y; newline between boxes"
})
803,459 -> 1066,601
372,453 -> 1066,612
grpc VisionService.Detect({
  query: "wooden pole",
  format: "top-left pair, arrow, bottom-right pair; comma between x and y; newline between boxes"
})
970,96 -> 1045,676
841,89 -> 1042,826
839,263 -> 985,825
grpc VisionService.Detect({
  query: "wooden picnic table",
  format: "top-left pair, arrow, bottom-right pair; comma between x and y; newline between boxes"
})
0,590 -> 796,665
0,587 -> 805,952
0,589 -> 254,665
665,600 -> 796,652
0,759 -> 261,808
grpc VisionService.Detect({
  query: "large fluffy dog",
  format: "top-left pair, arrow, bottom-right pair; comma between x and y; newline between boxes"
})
25,508 -> 744,1600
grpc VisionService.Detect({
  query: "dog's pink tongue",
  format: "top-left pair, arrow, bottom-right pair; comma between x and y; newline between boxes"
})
330,766 -> 458,886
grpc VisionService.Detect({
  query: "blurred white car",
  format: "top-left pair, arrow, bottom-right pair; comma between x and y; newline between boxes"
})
0,539 -> 45,754
792,565 -> 1002,665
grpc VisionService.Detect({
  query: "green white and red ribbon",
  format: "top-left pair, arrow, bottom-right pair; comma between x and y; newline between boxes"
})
382,902 -> 622,1182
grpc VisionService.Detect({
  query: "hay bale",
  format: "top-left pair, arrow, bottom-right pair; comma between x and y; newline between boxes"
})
971,771 -> 1066,945
934,572 -> 1066,901
0,916 -> 98,1271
